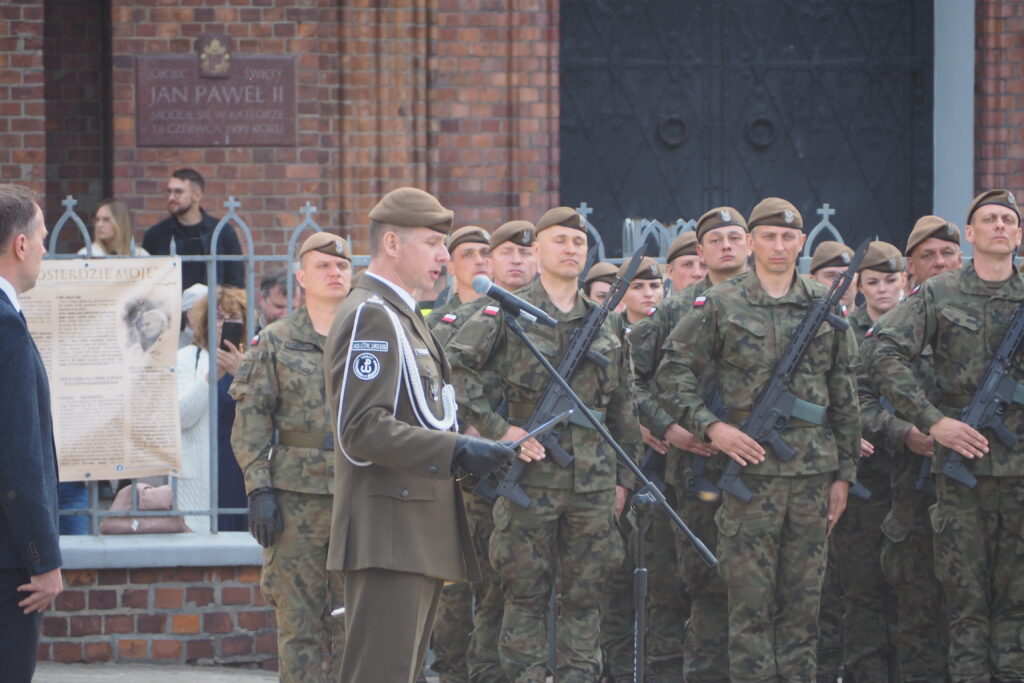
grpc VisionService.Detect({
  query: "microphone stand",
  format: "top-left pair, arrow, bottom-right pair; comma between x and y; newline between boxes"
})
501,315 -> 717,567
631,489 -> 655,683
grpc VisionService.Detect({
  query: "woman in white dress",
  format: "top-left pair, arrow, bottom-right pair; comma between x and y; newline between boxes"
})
77,199 -> 149,257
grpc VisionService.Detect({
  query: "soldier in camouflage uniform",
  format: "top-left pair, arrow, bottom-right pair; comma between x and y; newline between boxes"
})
583,261 -> 618,305
860,215 -> 961,682
635,210 -> 750,683
447,206 -> 642,682
664,229 -> 707,293
229,233 -> 352,682
425,225 -> 491,328
434,219 -> 537,683
869,189 -> 1024,683
656,198 -> 861,683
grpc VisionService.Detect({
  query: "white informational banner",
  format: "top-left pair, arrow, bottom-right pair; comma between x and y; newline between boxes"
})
20,258 -> 183,481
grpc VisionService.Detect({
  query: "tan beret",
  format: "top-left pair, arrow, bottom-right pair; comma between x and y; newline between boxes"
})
748,197 -> 803,231
666,231 -> 698,262
810,241 -> 854,274
446,225 -> 490,253
859,241 -> 904,274
966,188 -> 1020,225
367,187 -> 454,233
536,206 -> 584,233
905,215 -> 960,255
617,256 -> 662,281
696,206 -> 748,241
299,232 -> 352,261
583,261 -> 618,288
490,220 -> 535,249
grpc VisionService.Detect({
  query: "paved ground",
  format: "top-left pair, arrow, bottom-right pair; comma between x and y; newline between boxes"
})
36,662 -> 444,681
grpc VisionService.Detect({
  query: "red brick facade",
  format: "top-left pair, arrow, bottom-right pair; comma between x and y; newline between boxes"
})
975,0 -> 1024,192
0,1 -> 45,194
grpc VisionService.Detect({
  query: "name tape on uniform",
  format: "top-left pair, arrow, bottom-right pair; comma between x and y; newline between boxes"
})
352,340 -> 389,353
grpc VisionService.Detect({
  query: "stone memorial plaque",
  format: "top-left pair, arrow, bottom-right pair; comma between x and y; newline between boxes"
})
136,43 -> 296,147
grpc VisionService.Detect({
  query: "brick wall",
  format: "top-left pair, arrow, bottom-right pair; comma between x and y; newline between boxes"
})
975,0 -> 1024,192
0,0 -> 45,194
38,566 -> 278,669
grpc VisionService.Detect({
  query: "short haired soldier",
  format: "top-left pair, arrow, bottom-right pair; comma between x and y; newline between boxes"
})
868,190 -> 1024,682
905,215 -> 963,288
582,261 -> 618,304
656,198 -> 861,682
665,230 -> 706,292
426,225 -> 491,328
810,240 -> 858,312
229,232 -> 353,681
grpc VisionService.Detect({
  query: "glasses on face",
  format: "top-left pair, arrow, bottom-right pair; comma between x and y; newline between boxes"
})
216,313 -> 242,323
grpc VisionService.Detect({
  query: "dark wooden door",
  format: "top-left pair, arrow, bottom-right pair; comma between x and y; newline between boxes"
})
560,0 -> 933,254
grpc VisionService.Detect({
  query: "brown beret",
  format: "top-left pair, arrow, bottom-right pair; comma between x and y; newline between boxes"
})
583,261 -> 618,288
666,231 -> 699,262
905,215 -> 960,256
536,206 -> 584,233
367,187 -> 454,233
748,197 -> 803,231
966,188 -> 1020,225
490,220 -> 535,249
810,241 -> 854,274
446,225 -> 490,252
696,206 -> 748,241
617,256 -> 662,281
299,232 -> 352,261
858,241 -> 904,274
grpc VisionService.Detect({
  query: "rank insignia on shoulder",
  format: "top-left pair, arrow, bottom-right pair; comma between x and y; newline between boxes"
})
441,313 -> 457,323
909,284 -> 921,296
694,296 -> 707,307
250,334 -> 260,347
483,305 -> 500,316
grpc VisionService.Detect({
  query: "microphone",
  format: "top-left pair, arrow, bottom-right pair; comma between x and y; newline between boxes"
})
472,275 -> 557,327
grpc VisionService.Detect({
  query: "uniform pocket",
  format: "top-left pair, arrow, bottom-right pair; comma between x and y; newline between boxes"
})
800,323 -> 836,375
879,509 -> 913,586
928,501 -> 947,534
722,315 -> 769,372
367,477 -> 435,502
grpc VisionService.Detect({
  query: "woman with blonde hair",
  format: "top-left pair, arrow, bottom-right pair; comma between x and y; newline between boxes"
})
77,199 -> 148,256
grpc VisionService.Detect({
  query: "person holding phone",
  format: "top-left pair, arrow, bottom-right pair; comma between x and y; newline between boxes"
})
176,285 -> 247,533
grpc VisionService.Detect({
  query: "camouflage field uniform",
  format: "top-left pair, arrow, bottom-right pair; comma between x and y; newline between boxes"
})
229,308 -> 344,682
425,291 -> 464,329
446,278 -> 642,682
656,271 -> 860,683
869,262 -> 1024,682
859,305 -> 948,682
816,548 -> 844,682
828,306 -> 897,681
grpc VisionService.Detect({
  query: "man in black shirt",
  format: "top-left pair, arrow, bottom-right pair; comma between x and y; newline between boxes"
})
142,168 -> 244,289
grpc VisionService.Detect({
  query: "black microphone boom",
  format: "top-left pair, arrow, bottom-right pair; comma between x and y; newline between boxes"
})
472,275 -> 557,327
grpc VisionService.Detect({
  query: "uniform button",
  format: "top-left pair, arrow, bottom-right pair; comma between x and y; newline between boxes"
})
428,465 -> 438,474
401,489 -> 409,498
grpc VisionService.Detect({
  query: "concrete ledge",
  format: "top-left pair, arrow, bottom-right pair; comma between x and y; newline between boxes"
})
60,532 -> 263,569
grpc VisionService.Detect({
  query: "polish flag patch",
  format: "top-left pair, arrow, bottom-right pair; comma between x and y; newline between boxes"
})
441,313 -> 458,324
250,334 -> 261,347
483,305 -> 500,316
909,284 -> 921,296
865,325 -> 876,338
693,296 -> 707,307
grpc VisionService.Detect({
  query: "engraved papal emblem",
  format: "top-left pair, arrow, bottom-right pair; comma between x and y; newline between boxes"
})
200,37 -> 231,78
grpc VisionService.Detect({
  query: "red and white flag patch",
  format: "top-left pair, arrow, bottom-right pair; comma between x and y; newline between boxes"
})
693,296 -> 707,307
483,305 -> 500,316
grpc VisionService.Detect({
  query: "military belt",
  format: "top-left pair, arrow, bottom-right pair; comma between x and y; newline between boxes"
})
507,401 -> 603,430
729,408 -> 822,429
273,429 -> 334,451
943,385 -> 1024,410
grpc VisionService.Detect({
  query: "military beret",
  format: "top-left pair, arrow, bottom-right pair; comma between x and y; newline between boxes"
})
490,220 -> 535,249
583,261 -> 618,288
299,232 -> 352,261
905,215 -> 960,256
810,241 -> 854,274
446,225 -> 490,253
696,206 -> 748,242
666,231 -> 699,263
617,256 -> 662,281
536,206 -> 584,233
367,187 -> 454,234
748,197 -> 803,231
858,241 -> 904,274
966,188 -> 1020,225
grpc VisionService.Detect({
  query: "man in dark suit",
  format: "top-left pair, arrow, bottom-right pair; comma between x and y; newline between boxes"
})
0,184 -> 64,682
324,187 -> 514,682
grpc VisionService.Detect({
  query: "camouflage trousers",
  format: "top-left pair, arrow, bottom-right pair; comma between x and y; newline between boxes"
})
490,486 -> 622,682
832,478 -> 897,682
466,487 -> 507,683
260,490 -> 345,683
674,487 -> 728,683
933,475 -> 1024,682
816,546 -> 843,681
715,473 -> 831,683
430,582 -> 473,682
880,484 -> 947,682
600,509 -> 634,680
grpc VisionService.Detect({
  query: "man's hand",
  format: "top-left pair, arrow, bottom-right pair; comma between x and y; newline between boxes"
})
500,426 -> 545,463
18,567 -> 63,614
640,425 -> 668,455
664,423 -> 717,457
904,426 -> 934,457
705,422 -> 765,466
860,438 -> 875,459
929,417 -> 988,458
615,485 -> 629,518
248,488 -> 283,548
452,435 -> 515,477
826,480 -> 850,536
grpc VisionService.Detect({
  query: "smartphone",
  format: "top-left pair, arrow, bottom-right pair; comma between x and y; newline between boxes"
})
221,321 -> 244,350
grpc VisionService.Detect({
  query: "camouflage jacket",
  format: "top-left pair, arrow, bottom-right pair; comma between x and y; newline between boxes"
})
431,295 -> 486,347
425,291 -> 464,329
868,261 -> 1024,477
847,306 -> 892,488
228,307 -> 334,495
446,277 -> 642,492
655,270 -> 860,480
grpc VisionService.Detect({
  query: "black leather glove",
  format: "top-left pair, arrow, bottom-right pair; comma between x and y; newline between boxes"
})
248,487 -> 283,548
452,435 -> 515,477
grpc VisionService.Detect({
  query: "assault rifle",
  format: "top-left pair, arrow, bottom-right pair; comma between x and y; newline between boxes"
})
940,299 -> 1024,488
475,248 -> 647,507
716,240 -> 870,502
